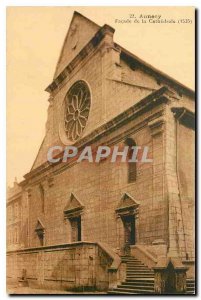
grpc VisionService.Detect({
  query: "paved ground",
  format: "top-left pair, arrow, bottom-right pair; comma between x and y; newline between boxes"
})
7,284 -> 106,295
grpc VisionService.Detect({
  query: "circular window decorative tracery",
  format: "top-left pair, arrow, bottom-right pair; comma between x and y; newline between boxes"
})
64,81 -> 91,142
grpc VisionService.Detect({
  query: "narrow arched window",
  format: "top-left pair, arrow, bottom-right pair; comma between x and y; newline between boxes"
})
39,184 -> 45,213
125,138 -> 137,183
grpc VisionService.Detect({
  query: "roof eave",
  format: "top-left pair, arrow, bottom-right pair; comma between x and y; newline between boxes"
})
118,44 -> 195,98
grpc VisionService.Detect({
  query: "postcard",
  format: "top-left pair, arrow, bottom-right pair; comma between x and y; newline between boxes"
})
7,7 -> 195,295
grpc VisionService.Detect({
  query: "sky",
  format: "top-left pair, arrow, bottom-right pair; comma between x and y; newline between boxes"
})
7,6 -> 195,186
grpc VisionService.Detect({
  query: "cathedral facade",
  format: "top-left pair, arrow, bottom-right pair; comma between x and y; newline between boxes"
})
7,12 -> 195,294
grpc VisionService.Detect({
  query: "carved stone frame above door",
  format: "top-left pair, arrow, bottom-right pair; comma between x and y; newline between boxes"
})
63,192 -> 84,219
116,193 -> 139,217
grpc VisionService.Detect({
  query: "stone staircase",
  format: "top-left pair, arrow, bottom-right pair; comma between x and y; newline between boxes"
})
186,278 -> 195,294
108,256 -> 195,295
108,256 -> 155,294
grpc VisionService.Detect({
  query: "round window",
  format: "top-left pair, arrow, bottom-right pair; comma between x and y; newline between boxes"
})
64,81 -> 91,142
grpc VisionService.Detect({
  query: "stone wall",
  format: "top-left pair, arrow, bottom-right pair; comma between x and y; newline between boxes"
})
26,101 -> 169,252
6,183 -> 22,251
178,123 -> 195,260
164,99 -> 195,262
7,242 -> 119,291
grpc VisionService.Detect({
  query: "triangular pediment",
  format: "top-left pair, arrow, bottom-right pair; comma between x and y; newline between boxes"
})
35,218 -> 45,232
64,193 -> 84,215
116,193 -> 139,213
54,11 -> 100,78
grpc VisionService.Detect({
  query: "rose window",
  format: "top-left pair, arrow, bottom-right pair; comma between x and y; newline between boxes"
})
64,81 -> 91,142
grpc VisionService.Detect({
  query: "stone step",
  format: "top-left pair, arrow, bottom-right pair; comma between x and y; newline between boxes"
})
127,272 -> 154,274
126,264 -> 147,267
127,265 -> 149,268
122,259 -> 142,263
127,272 -> 154,275
108,290 -> 137,294
187,279 -> 195,281
127,273 -> 154,277
121,256 -> 139,259
126,276 -> 154,280
187,284 -> 195,287
127,264 -> 148,267
119,284 -> 154,289
127,266 -> 148,269
126,278 -> 154,281
126,268 -> 150,272
125,260 -> 144,262
127,270 -> 154,273
127,274 -> 154,277
186,278 -> 195,294
126,278 -> 154,283
126,266 -> 147,269
121,256 -> 139,260
122,257 -> 141,260
122,281 -> 154,287
126,261 -> 144,266
126,264 -> 146,267
111,287 -> 154,294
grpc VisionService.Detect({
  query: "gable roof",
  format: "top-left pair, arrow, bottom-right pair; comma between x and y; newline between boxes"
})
53,11 -> 100,79
118,44 -> 194,97
46,12 -> 194,98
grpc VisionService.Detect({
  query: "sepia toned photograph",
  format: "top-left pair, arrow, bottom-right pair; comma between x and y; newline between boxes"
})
6,6 -> 195,295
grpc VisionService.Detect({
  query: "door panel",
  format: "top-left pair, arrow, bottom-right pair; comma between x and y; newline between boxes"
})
123,215 -> 135,245
71,216 -> 81,242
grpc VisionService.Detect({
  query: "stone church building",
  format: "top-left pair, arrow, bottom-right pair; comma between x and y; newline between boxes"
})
7,12 -> 195,294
